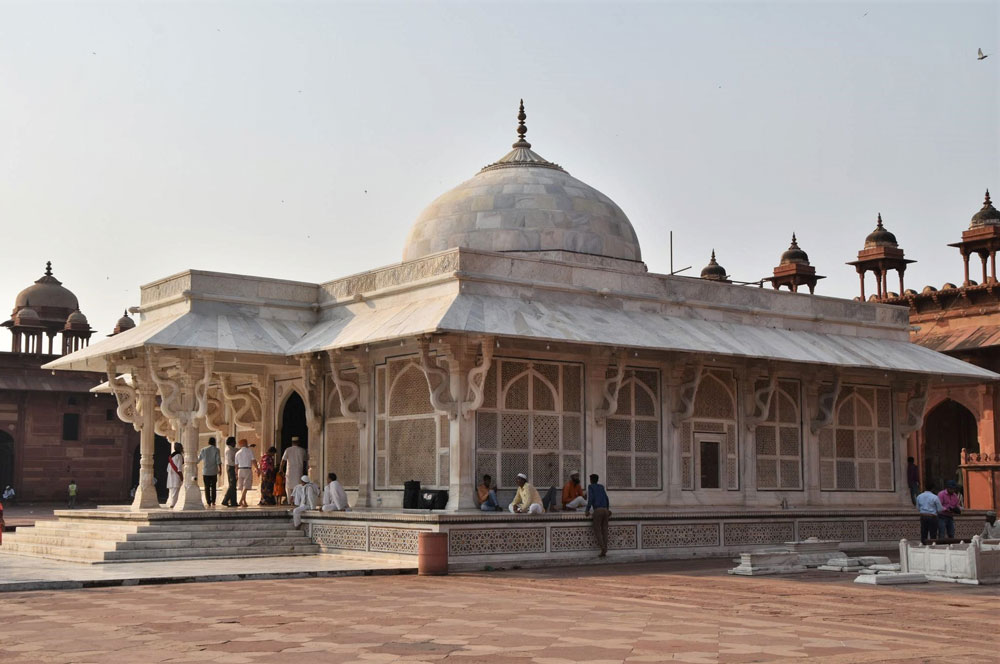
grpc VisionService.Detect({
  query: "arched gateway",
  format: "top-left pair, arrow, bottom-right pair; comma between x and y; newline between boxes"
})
922,399 -> 978,490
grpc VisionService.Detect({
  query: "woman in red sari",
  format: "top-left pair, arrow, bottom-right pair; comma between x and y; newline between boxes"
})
256,446 -> 277,506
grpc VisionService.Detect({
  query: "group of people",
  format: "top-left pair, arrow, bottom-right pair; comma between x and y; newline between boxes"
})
915,480 -> 966,543
477,470 -> 612,556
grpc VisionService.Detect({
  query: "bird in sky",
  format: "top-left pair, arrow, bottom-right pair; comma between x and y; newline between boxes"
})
979,48 -> 989,60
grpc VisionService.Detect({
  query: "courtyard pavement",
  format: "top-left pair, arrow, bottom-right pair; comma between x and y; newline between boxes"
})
0,559 -> 996,663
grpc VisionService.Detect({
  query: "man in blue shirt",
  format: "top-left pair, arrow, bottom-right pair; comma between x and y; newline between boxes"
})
584,474 -> 611,557
915,483 -> 943,544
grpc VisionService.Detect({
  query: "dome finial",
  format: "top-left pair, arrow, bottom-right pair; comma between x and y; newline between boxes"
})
876,213 -> 883,228
45,261 -> 53,277
790,232 -> 798,246
513,99 -> 531,149
986,189 -> 992,206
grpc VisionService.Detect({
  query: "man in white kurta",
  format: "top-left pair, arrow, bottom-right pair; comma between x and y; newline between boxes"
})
165,444 -> 184,508
234,440 -> 255,508
291,474 -> 320,528
281,437 -> 307,505
322,473 -> 350,512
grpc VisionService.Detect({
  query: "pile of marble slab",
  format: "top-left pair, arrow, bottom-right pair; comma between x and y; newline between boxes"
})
728,538 -> 842,576
816,554 -> 929,585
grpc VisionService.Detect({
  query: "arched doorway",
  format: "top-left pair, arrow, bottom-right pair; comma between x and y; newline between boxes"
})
0,431 -> 14,492
279,392 -> 308,457
923,399 -> 978,491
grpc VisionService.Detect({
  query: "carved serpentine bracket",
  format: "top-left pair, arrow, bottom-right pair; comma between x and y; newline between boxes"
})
147,349 -> 214,428
671,360 -> 704,428
810,374 -> 843,434
205,387 -> 230,439
219,377 -> 263,427
898,380 -> 930,436
745,371 -> 778,429
106,360 -> 140,433
595,354 -> 628,425
326,350 -> 367,430
299,355 -> 326,429
461,336 -> 495,420
419,338 -> 459,420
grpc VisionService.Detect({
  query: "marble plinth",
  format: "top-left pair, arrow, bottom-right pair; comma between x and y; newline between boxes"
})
783,538 -> 842,567
854,572 -> 928,585
728,552 -> 806,576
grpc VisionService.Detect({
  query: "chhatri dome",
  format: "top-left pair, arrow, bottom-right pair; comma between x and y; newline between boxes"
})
402,101 -> 642,264
970,189 -> 1000,228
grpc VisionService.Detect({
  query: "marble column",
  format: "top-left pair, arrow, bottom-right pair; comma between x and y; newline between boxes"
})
355,363 -> 373,508
132,372 -> 159,510
448,343 -> 478,511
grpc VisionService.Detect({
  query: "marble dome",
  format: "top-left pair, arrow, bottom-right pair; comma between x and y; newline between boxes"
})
402,103 -> 642,264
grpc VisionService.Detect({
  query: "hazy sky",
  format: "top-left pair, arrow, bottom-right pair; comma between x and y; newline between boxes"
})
1,1 -> 997,336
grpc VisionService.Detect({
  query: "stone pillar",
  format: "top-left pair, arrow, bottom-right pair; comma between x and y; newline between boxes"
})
355,363 -> 373,508
132,373 -> 159,510
587,350 -> 610,485
446,342 -> 477,511
858,271 -> 865,300
150,351 -> 213,511
980,384 -> 997,457
963,252 -> 971,286
802,380 -> 822,505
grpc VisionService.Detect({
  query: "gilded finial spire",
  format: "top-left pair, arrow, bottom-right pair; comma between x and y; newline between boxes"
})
45,261 -> 53,277
513,99 -> 531,149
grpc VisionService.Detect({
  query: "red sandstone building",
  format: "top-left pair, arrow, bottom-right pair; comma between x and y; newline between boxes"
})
860,192 -> 1000,504
0,263 -> 140,502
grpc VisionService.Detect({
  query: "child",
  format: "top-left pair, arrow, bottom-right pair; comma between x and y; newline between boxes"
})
68,479 -> 77,508
274,471 -> 287,506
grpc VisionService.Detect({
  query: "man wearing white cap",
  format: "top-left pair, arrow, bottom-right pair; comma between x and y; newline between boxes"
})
291,474 -> 320,528
561,471 -> 587,511
983,510 -> 1000,539
509,473 -> 544,514
280,436 -> 308,505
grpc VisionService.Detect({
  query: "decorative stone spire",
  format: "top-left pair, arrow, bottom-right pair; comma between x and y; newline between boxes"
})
513,99 -> 531,149
969,187 -> 1000,227
700,249 -> 729,281
876,213 -> 883,229
44,260 -> 53,277
987,189 -> 992,206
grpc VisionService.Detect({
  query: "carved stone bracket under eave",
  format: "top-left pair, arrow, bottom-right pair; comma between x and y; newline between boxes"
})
671,360 -> 704,428
898,381 -> 930,437
419,338 -> 459,420
326,350 -> 367,430
106,360 -> 140,433
744,371 -> 778,429
299,354 -> 326,428
219,376 -> 263,428
809,374 -> 842,434
461,336 -> 495,420
595,354 -> 627,425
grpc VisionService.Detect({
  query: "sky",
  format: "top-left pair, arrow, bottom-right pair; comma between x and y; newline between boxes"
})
0,1 -> 997,336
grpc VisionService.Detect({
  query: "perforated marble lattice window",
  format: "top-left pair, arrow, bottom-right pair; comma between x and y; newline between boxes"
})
819,385 -> 894,492
687,368 -> 739,490
476,359 -> 584,490
606,369 -> 661,490
325,371 -> 360,488
754,379 -> 802,491
374,356 -> 449,489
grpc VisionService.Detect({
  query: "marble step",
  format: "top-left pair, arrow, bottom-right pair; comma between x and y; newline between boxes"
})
7,532 -> 310,551
132,520 -> 295,533
104,544 -> 320,561
0,541 -> 110,562
36,520 -> 141,533
30,524 -> 301,541
3,533 -> 121,550
115,536 -> 311,551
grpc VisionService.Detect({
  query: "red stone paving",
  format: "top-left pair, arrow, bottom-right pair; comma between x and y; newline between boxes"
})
0,559 -> 997,663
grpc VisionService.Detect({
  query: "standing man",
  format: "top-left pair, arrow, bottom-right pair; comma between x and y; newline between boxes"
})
584,473 -> 611,557
280,437 -> 307,506
234,439 -> 255,508
166,443 -> 184,508
916,483 -> 943,544
906,457 -> 920,505
67,479 -> 77,508
197,437 -> 222,507
937,480 -> 962,539
221,437 -> 238,508
291,474 -> 320,528
561,471 -> 587,511
321,472 -> 350,512
509,473 -> 543,514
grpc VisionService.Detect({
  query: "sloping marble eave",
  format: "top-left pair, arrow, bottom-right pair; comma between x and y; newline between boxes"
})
44,312 -> 312,372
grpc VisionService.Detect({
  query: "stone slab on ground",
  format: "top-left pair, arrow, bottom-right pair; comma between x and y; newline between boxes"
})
854,572 -> 929,585
869,562 -> 902,571
818,564 -> 865,572
858,555 -> 892,565
0,552 -> 414,592
728,551 -> 806,576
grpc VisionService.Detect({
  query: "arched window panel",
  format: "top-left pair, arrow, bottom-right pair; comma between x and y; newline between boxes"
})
374,357 -> 448,489
819,385 -> 893,491
755,379 -> 802,490
686,368 -> 739,490
476,358 -> 584,490
606,369 -> 661,490
324,369 -> 360,488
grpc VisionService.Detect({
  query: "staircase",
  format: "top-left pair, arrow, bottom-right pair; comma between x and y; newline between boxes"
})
1,512 -> 319,563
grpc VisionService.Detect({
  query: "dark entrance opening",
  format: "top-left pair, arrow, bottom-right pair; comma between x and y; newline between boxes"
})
923,399 -> 978,491
279,392 -> 308,457
0,431 -> 14,494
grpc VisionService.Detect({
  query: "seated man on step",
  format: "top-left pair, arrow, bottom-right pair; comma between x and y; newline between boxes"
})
321,472 -> 350,512
561,471 -> 587,511
509,473 -> 544,514
291,474 -> 320,528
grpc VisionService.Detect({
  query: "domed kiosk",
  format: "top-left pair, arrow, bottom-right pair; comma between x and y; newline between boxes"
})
403,101 -> 643,269
2,261 -> 93,355
30,104 -> 996,572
